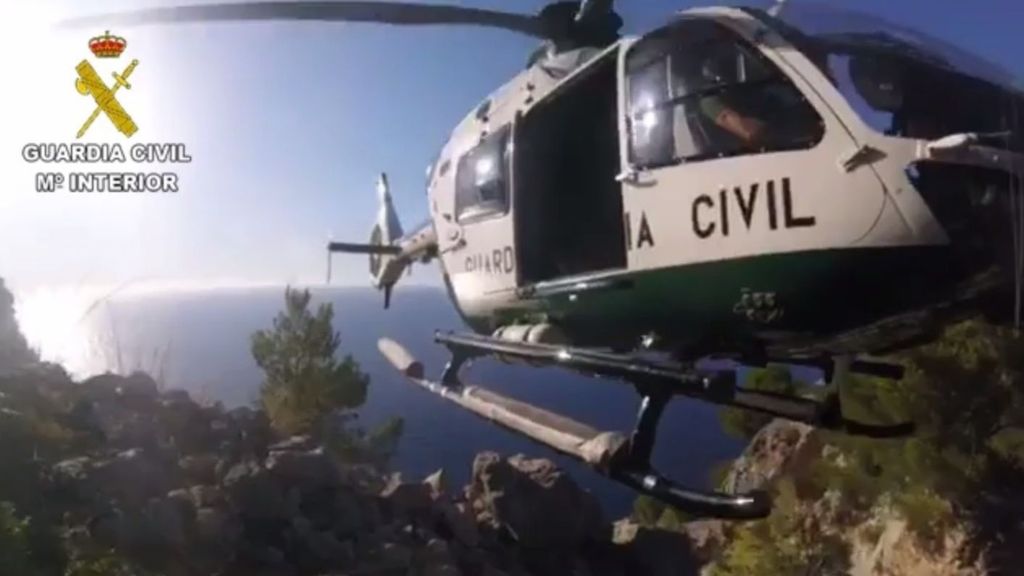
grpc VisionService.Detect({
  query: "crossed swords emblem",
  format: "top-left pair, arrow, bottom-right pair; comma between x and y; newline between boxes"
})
75,59 -> 139,138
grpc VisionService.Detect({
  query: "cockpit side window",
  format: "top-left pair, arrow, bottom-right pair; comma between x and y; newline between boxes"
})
455,126 -> 511,222
626,19 -> 825,169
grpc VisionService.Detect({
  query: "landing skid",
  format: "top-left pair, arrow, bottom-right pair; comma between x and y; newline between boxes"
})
377,332 -> 913,521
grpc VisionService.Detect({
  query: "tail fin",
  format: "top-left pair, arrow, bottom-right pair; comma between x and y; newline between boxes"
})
369,173 -> 403,287
327,172 -> 437,309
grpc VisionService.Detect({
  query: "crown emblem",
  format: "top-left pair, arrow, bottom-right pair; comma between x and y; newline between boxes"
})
88,31 -> 127,58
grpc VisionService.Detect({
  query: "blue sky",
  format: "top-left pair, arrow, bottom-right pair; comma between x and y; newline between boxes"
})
1,0 -> 1022,300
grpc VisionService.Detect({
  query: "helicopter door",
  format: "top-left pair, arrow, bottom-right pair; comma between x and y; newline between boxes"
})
616,18 -> 887,270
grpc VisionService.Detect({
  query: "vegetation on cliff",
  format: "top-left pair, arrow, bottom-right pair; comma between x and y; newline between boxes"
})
251,287 -> 403,465
0,283 -> 693,576
705,320 -> 1024,574
0,285 -> 408,575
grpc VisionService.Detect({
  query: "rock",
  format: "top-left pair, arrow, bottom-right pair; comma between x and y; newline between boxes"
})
159,391 -> 213,454
87,494 -> 196,558
222,460 -> 286,520
380,541 -> 413,570
423,565 -> 462,576
79,373 -> 129,399
848,513 -> 986,576
51,448 -> 181,507
0,278 -> 35,369
680,519 -> 726,563
179,453 -> 219,485
160,389 -> 192,404
433,499 -> 480,547
195,506 -> 240,548
120,371 -> 160,400
722,419 -> 815,494
331,487 -> 366,538
381,473 -> 433,519
166,488 -> 193,507
223,406 -> 273,461
470,452 -> 608,550
86,507 -> 126,547
234,541 -> 291,573
613,519 -> 700,576
266,447 -> 340,488
339,461 -> 388,493
424,468 -> 448,499
415,538 -> 461,576
291,527 -> 354,571
142,494 -> 195,551
190,485 -> 226,508
269,435 -> 316,453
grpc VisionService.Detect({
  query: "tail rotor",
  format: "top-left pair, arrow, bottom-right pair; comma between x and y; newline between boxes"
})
327,172 -> 435,309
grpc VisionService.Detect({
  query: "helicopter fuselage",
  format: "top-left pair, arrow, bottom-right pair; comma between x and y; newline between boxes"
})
406,6 -> 1024,360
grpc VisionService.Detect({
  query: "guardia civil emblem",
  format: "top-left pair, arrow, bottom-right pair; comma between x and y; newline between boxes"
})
74,31 -> 139,138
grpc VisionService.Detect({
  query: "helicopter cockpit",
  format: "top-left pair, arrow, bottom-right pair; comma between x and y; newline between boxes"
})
627,6 -> 1023,171
626,17 -> 826,169
752,5 -> 1024,151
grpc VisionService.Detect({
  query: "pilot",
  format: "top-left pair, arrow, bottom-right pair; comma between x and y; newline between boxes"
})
695,48 -> 822,151
696,50 -> 769,146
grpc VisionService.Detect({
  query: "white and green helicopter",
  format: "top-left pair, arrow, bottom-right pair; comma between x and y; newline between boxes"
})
72,0 -> 1024,518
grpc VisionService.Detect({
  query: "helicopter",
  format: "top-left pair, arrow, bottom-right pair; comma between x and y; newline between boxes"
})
67,1 -> 1024,519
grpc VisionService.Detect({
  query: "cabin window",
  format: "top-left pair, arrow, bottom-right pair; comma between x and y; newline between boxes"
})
626,19 -> 825,168
455,127 -> 511,222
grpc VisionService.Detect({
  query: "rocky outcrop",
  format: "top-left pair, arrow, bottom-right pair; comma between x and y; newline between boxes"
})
694,419 -> 1002,575
0,366 -> 705,576
0,278 -> 35,370
848,513 -> 985,576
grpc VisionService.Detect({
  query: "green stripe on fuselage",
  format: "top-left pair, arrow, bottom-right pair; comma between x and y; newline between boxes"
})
484,246 -> 965,354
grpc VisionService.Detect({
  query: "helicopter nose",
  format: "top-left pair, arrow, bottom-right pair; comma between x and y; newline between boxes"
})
906,162 -> 1020,277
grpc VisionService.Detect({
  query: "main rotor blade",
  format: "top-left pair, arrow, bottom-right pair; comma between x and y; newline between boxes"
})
60,1 -> 545,38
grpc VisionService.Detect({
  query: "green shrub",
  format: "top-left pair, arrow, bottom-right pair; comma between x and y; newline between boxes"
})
64,549 -> 153,576
894,487 -> 954,552
252,287 -> 402,465
710,479 -> 851,575
0,502 -> 33,576
252,287 -> 370,436
631,494 -> 664,527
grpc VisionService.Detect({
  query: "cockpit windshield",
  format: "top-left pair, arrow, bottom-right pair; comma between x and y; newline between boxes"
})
744,5 -> 1024,151
763,4 -> 1020,90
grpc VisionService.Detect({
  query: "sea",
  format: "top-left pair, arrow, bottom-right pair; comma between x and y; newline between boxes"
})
22,286 -> 745,516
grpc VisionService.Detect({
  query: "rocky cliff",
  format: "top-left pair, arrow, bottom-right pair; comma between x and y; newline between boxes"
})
0,362 -> 705,576
0,278 -> 35,370
690,420 -> 996,576
2,278 -> 1016,576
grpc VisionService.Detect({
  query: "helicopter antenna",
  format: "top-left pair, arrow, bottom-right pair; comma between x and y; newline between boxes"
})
768,0 -> 790,17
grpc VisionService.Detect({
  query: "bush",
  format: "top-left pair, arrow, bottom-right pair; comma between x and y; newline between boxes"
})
710,479 -> 850,575
895,487 -> 954,552
251,287 -> 402,466
64,549 -> 154,576
0,502 -> 33,576
252,287 -> 370,436
631,494 -> 665,527
716,320 -> 1024,569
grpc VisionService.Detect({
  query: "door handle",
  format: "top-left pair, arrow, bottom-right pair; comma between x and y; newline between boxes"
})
441,237 -> 466,255
616,167 -> 657,188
